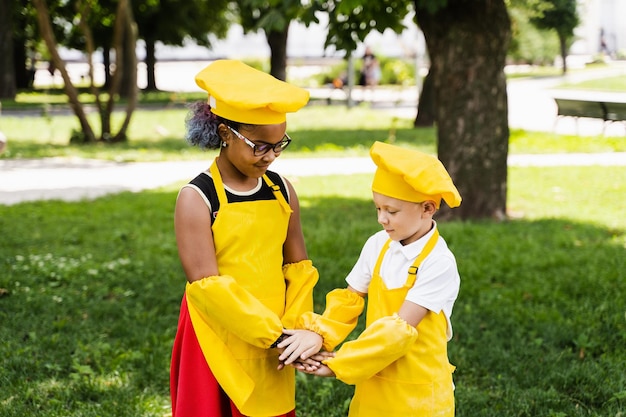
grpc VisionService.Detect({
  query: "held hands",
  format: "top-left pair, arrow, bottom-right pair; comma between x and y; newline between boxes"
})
291,351 -> 336,377
273,329 -> 336,377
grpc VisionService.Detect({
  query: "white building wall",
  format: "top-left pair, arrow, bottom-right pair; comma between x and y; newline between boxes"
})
573,0 -> 625,56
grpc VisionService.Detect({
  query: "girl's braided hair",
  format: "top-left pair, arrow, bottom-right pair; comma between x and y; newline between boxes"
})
185,101 -> 249,150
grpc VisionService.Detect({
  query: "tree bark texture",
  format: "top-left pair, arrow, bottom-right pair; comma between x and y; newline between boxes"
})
0,0 -> 16,98
266,26 -> 289,81
416,0 -> 511,220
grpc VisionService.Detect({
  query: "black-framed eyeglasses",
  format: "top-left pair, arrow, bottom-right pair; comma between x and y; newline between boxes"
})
227,126 -> 292,156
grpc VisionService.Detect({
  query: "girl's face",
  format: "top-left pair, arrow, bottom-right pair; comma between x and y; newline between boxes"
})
222,122 -> 288,179
373,192 -> 435,245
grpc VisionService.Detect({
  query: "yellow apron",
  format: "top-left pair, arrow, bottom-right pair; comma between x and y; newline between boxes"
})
349,228 -> 456,417
188,159 -> 295,416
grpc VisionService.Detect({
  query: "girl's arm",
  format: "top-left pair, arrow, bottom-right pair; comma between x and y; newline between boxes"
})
175,187 -> 219,282
282,178 -> 308,264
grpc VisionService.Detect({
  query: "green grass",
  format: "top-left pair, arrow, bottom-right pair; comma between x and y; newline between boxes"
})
1,164 -> 625,416
555,75 -> 626,92
1,103 -> 625,161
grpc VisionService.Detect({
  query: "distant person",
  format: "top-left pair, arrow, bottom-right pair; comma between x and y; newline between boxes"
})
279,141 -> 463,417
359,46 -> 381,88
600,28 -> 610,55
170,60 -> 320,417
0,131 -> 6,154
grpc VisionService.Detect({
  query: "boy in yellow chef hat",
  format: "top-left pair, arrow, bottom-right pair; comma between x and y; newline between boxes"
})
279,141 -> 462,417
170,60 -> 319,417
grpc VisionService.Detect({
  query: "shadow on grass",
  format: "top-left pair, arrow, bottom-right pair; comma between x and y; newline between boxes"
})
0,191 -> 624,416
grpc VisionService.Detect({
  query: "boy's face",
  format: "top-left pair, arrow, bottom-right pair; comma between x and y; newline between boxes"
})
373,192 -> 435,245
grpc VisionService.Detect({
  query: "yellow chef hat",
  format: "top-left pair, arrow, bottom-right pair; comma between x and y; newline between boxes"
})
195,60 -> 310,125
370,141 -> 462,209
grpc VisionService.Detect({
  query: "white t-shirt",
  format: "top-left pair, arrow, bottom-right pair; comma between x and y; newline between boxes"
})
345,222 -> 460,339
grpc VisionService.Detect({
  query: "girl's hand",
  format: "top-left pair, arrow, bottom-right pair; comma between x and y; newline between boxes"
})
277,329 -> 323,365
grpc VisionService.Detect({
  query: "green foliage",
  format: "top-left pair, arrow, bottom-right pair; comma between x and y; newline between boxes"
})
324,0 -> 413,55
529,0 -> 580,39
133,0 -> 231,47
508,7 -> 560,65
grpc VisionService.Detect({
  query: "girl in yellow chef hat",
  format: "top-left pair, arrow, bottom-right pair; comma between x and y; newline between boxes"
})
279,141 -> 462,417
170,60 -> 320,417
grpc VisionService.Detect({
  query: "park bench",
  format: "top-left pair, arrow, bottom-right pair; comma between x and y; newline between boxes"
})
605,101 -> 626,124
553,96 -> 626,135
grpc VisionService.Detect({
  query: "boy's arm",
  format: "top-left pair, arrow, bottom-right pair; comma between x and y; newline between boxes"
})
323,300 -> 426,385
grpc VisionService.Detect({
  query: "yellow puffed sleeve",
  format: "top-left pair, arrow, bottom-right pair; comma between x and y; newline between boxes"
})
186,275 -> 284,348
324,314 -> 418,385
297,288 -> 365,351
280,260 -> 319,329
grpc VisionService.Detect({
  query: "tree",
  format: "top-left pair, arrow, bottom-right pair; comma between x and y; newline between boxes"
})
0,0 -> 16,98
133,0 -> 231,91
324,0 -> 511,220
32,0 -> 138,143
529,0 -> 579,74
237,0 -> 321,80
415,0 -> 511,220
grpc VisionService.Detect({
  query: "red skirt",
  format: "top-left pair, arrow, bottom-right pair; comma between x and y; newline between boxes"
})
170,296 -> 296,417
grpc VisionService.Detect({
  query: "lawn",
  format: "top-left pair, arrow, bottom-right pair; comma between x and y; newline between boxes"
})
1,97 -> 625,416
1,164 -> 625,417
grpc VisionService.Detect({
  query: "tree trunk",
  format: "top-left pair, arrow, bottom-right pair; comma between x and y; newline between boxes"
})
103,47 -> 112,89
414,69 -> 436,127
0,0 -> 16,99
119,23 -> 136,98
32,0 -> 97,143
559,33 -> 568,75
112,0 -> 137,142
416,0 -> 511,221
145,38 -> 158,91
266,25 -> 289,81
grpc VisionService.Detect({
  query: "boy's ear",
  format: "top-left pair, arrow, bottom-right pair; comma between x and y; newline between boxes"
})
423,201 -> 437,215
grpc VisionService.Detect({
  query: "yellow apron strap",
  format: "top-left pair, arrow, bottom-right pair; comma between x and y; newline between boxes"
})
209,158 -> 229,207
262,174 -> 293,214
405,227 -> 440,288
373,239 -> 393,278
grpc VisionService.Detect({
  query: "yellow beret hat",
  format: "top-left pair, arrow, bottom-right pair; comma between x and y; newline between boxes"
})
370,141 -> 462,209
195,60 -> 310,125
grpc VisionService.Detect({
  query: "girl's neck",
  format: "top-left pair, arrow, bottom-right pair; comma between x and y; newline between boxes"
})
215,156 -> 258,191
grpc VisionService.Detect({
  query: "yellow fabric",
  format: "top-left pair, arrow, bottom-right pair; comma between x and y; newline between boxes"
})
186,276 -> 284,348
325,314 -> 418,384
298,288 -> 365,351
370,141 -> 462,208
185,159 -> 297,416
281,260 -> 319,329
327,226 -> 455,417
195,60 -> 310,124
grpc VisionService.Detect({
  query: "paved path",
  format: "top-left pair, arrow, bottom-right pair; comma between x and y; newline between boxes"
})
1,153 -> 625,205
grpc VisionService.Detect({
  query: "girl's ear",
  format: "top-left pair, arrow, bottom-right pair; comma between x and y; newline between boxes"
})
217,123 -> 230,143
